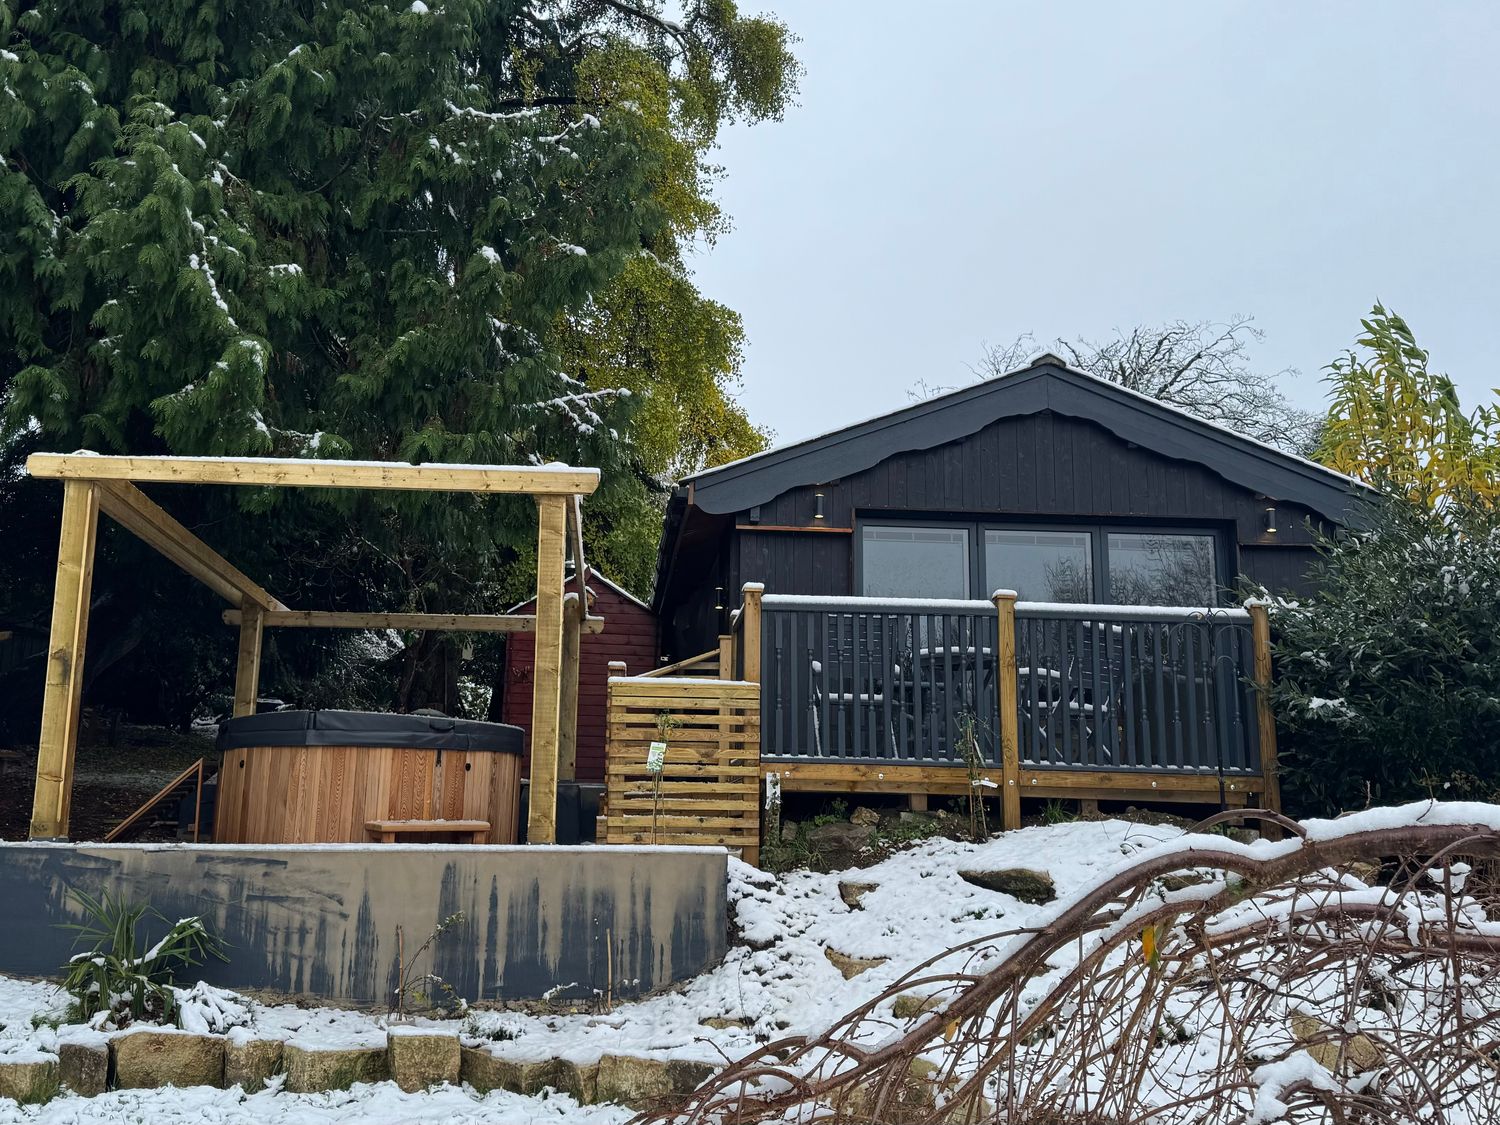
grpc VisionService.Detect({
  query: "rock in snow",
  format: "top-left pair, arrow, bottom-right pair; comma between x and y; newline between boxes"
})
957,866 -> 1057,904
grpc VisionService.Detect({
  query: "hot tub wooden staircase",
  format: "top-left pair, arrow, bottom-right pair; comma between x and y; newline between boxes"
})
103,758 -> 211,843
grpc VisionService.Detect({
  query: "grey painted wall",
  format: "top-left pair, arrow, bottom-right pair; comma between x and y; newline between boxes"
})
0,842 -> 726,1005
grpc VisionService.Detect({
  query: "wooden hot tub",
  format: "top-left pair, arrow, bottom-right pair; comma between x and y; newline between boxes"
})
213,710 -> 524,844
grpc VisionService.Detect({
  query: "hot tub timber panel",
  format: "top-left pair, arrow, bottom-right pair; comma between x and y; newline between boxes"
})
215,744 -> 521,844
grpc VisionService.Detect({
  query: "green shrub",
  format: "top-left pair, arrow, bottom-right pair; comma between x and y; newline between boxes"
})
1267,497 -> 1500,816
60,890 -> 225,1027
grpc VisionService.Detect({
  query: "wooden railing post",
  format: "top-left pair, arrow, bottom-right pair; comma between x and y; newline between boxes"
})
30,480 -> 100,839
718,634 -> 733,681
1247,600 -> 1282,818
232,604 -> 264,718
558,592 -> 583,782
992,590 -> 1021,832
527,495 -> 569,845
740,583 -> 764,683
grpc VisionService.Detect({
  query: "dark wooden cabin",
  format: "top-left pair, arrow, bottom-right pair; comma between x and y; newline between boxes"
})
635,357 -> 1371,812
655,356 -> 1366,660
504,568 -> 657,784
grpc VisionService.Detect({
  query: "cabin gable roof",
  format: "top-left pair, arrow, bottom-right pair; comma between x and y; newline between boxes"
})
680,358 -> 1370,522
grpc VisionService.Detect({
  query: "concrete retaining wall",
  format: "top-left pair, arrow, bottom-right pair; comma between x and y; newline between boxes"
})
0,842 -> 726,1004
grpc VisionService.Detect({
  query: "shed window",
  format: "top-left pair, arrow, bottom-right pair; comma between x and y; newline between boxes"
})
1106,533 -> 1219,606
983,529 -> 1093,603
861,525 -> 970,599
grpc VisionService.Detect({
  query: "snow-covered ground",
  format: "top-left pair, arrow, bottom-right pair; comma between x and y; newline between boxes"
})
4,806 -> 1495,1123
0,819 -> 1181,1122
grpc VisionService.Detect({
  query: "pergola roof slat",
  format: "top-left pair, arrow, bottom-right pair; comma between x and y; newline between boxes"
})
27,453 -> 601,495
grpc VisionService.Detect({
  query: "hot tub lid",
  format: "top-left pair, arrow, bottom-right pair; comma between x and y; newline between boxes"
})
216,710 -> 524,754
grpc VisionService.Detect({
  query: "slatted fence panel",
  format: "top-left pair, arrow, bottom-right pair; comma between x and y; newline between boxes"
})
604,677 -> 760,863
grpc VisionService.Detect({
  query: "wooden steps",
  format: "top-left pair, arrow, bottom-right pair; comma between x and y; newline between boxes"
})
103,758 -> 208,843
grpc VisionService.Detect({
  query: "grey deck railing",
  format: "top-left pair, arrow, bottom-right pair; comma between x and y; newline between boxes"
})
759,594 -> 1261,776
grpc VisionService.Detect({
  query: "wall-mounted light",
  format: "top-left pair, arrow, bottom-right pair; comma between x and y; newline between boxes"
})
748,505 -> 761,524
714,586 -> 725,611
1264,506 -> 1278,535
814,492 -> 826,520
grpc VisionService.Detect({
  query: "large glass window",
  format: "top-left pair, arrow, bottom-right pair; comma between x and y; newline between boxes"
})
983,529 -> 1092,603
1106,533 -> 1218,605
861,525 -> 970,599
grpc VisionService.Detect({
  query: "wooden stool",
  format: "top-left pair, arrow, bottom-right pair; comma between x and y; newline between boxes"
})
363,818 -> 491,844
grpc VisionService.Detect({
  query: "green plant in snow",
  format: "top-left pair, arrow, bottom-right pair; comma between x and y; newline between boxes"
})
1266,493 -> 1500,814
1042,799 -> 1078,825
59,890 -> 225,1027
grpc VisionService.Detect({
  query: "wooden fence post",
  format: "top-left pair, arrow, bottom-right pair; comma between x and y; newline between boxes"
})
558,591 -> 583,782
992,590 -> 1021,832
232,604 -> 264,718
527,495 -> 569,845
740,583 -> 764,684
1247,601 -> 1283,818
30,480 -> 101,839
718,633 -> 733,681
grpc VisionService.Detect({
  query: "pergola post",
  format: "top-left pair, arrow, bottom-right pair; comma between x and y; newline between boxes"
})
558,591 -> 583,783
232,604 -> 264,718
30,480 -> 101,839
527,495 -> 569,844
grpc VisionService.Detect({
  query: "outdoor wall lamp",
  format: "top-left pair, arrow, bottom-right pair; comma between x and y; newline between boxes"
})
714,586 -> 725,611
814,492 -> 826,520
1264,506 -> 1278,535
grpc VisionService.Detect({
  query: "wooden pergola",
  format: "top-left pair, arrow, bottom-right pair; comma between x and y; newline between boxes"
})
24,453 -> 601,845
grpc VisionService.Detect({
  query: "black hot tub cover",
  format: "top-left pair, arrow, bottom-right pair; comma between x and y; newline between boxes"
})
216,709 -> 523,754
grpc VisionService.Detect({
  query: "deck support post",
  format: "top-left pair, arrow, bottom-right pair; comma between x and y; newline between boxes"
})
740,583 -> 764,683
992,590 -> 1022,832
558,591 -> 583,783
232,604 -> 264,718
1247,601 -> 1282,824
528,495 -> 569,844
30,480 -> 101,840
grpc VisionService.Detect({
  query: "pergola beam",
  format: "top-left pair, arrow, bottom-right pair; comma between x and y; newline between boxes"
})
96,481 -> 285,611
222,609 -> 605,634
28,453 -> 600,496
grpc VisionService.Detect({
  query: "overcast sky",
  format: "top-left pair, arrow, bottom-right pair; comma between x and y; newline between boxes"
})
688,1 -> 1499,447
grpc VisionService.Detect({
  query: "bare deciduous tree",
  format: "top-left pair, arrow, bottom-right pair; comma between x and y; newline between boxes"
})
962,317 -> 1322,456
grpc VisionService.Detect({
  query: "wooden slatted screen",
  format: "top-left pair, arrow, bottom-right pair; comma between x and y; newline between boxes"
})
604,677 -> 760,864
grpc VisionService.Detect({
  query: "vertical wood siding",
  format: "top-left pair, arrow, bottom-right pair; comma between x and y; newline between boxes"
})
667,412 -> 1334,655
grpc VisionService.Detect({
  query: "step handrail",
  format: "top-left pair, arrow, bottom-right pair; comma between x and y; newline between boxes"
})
102,758 -> 207,843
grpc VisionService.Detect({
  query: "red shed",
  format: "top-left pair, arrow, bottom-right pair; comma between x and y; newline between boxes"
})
502,567 -> 658,783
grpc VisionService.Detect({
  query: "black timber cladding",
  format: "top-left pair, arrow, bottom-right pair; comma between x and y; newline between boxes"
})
654,360 -> 1372,657
683,361 -> 1367,521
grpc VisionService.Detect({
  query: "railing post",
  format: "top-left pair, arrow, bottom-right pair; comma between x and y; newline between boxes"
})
718,634 -> 733,681
992,589 -> 1021,832
1246,600 -> 1282,819
741,583 -> 764,683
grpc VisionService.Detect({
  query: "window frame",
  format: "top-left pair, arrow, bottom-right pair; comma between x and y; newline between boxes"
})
856,521 -> 974,600
856,514 -> 1232,605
